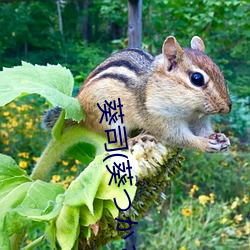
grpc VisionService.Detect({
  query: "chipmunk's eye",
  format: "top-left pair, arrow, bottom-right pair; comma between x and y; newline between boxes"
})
190,72 -> 204,87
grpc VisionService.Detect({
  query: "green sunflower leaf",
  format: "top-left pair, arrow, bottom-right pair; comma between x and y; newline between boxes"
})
0,62 -> 84,122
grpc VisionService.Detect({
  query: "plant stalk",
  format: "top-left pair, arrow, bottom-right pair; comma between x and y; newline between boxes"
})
30,126 -> 107,181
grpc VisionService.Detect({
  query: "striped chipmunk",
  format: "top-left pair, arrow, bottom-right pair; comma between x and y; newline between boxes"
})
44,36 -> 232,153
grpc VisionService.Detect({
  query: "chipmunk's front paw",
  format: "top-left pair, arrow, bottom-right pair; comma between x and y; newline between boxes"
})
206,133 -> 230,152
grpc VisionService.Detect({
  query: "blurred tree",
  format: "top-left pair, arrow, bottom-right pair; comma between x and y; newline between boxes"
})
128,0 -> 142,48
57,0 -> 64,36
82,0 -> 91,41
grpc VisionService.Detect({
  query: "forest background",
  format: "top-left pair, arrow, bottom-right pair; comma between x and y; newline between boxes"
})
0,0 -> 249,249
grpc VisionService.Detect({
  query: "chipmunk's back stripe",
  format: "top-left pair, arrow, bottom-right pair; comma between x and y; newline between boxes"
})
91,60 -> 140,79
122,48 -> 154,62
96,73 -> 130,85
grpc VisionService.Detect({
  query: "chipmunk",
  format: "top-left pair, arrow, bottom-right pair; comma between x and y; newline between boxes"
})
44,36 -> 232,153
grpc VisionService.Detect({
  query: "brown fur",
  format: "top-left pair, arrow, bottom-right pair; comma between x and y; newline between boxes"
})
77,36 -> 231,152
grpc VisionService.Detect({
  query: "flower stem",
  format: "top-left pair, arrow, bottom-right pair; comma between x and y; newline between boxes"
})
30,126 -> 107,181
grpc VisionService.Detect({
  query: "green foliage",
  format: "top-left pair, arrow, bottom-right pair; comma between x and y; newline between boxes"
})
0,96 -> 49,176
66,142 -> 96,165
0,2 -> 61,65
138,196 -> 249,249
0,154 -> 64,249
61,42 -> 110,86
176,146 -> 250,203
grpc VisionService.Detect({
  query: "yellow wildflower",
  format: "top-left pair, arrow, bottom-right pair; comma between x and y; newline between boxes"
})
235,157 -> 242,163
244,221 -> 250,234
4,147 -> 10,152
51,175 -> 61,183
11,119 -> 18,127
194,238 -> 201,247
221,232 -> 228,243
221,162 -> 228,167
63,182 -> 69,189
70,165 -> 77,172
9,103 -> 16,108
75,159 -> 81,165
0,130 -> 8,138
234,214 -> 243,224
26,239 -> 32,244
19,161 -> 28,169
8,127 -> 14,133
3,111 -> 9,116
198,195 -> 210,206
66,176 -> 75,182
189,184 -> 199,198
232,150 -> 237,156
17,105 -> 30,112
243,195 -> 248,204
220,217 -> 228,224
32,157 -> 39,162
223,205 -> 228,210
236,229 -> 243,237
231,201 -> 238,209
62,160 -> 69,166
3,138 -> 9,145
182,207 -> 192,217
179,247 -> 186,250
17,106 -> 23,112
231,197 -> 240,209
18,152 -> 30,159
221,232 -> 227,238
26,121 -> 33,129
209,193 -> 215,204
18,152 -> 24,158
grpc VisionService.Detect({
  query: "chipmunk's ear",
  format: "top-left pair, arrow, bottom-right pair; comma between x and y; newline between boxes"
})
191,36 -> 205,52
162,36 -> 184,63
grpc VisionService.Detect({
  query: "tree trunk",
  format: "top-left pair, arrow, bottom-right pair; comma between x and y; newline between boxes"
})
126,3 -> 142,248
56,0 -> 63,36
82,0 -> 89,41
128,0 -> 142,49
125,224 -> 138,250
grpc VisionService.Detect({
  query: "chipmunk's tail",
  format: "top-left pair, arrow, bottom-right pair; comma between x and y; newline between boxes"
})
41,106 -> 62,130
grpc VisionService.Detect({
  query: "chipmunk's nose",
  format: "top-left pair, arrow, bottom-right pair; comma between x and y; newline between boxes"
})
219,101 -> 232,114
